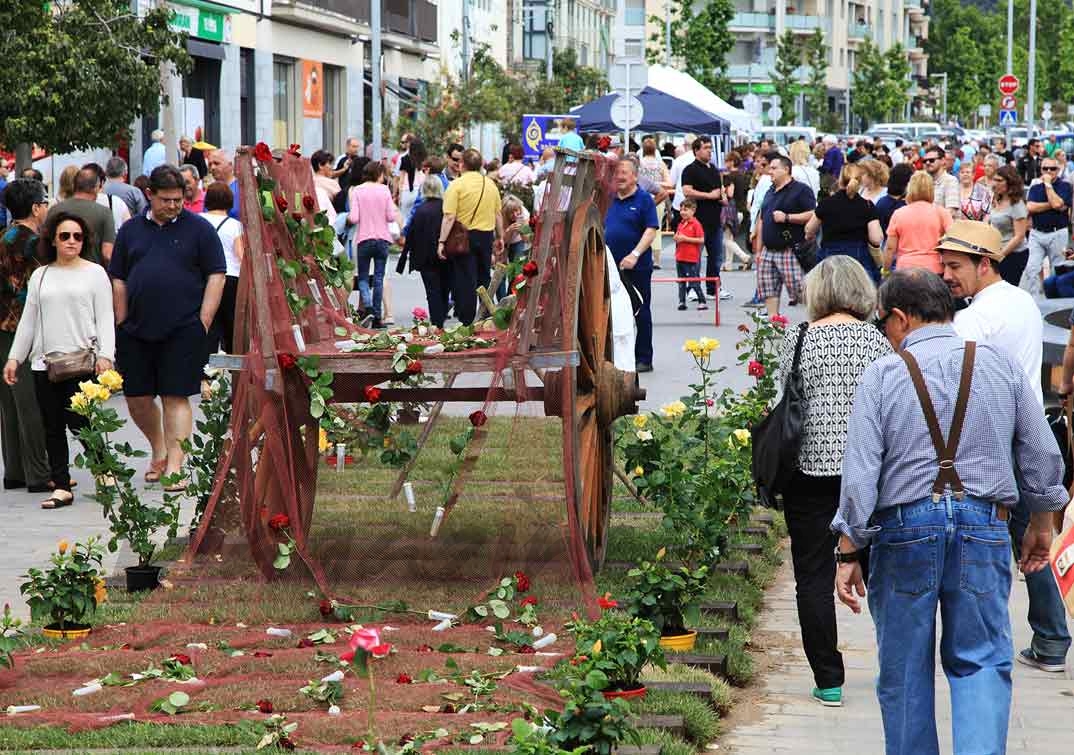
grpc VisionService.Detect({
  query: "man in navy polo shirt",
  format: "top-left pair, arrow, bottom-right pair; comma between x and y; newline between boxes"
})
605,159 -> 659,372
1022,155 -> 1073,297
109,165 -> 226,488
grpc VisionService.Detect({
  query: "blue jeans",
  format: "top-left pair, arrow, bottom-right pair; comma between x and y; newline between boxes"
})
703,221 -> 724,294
868,496 -> 1013,755
1008,500 -> 1071,658
355,239 -> 389,319
675,261 -> 705,304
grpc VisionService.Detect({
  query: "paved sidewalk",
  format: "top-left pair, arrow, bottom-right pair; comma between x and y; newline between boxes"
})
723,553 -> 1074,753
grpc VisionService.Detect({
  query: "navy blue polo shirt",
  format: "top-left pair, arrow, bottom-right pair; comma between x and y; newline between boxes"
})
108,209 -> 226,342
1027,179 -> 1072,231
604,187 -> 660,272
760,179 -> 816,250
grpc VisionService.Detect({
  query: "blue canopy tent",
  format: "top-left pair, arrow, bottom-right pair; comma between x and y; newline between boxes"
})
572,86 -> 730,136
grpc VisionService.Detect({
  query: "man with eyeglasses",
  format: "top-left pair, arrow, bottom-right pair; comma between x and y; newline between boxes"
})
923,146 -> 959,220
1021,156 -> 1072,297
108,165 -> 225,490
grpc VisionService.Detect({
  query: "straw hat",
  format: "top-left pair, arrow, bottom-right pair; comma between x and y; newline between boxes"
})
935,219 -> 1006,262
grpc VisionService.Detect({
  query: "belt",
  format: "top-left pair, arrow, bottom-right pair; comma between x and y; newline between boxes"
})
1033,225 -> 1069,234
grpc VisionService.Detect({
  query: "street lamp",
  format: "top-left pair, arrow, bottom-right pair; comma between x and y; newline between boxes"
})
930,72 -> 948,125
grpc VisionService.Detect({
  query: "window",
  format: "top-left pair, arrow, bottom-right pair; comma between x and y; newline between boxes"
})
625,0 -> 645,26
624,38 -> 643,58
240,47 -> 255,147
524,1 -> 549,61
323,64 -> 343,153
273,57 -> 295,149
580,43 -> 589,66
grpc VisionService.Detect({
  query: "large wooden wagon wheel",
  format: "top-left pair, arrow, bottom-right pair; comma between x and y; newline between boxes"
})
545,198 -> 645,570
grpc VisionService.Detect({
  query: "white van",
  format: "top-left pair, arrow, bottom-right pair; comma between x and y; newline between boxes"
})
868,122 -> 943,140
754,126 -> 817,146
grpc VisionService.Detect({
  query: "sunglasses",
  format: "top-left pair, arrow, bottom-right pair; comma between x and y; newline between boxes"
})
57,231 -> 83,242
922,158 -> 939,164
875,310 -> 893,335
1042,166 -> 1059,172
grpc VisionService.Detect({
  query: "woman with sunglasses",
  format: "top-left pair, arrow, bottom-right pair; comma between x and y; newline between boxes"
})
2,212 -> 115,509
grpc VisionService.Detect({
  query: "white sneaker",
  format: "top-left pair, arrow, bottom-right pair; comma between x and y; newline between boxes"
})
687,290 -> 699,302
719,290 -> 733,301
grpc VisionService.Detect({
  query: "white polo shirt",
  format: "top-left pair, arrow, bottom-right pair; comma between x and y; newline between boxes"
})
953,279 -> 1044,407
670,150 -> 696,211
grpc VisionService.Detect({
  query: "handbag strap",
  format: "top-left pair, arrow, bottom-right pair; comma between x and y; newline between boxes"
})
789,322 -> 808,376
899,342 -> 975,502
469,177 -> 487,227
35,265 -> 48,355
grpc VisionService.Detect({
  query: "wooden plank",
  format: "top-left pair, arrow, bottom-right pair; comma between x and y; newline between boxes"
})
618,747 -> 662,755
667,653 -> 729,677
729,543 -> 765,554
700,601 -> 739,621
751,512 -> 775,524
696,627 -> 730,642
715,561 -> 750,576
206,350 -> 580,373
644,680 -> 714,701
739,526 -> 770,536
634,714 -> 685,736
331,381 -> 544,404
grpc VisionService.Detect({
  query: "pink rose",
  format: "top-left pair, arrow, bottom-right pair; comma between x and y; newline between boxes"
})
349,627 -> 381,652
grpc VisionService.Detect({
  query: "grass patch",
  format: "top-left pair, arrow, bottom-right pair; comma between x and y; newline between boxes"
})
641,663 -> 734,716
636,690 -> 720,743
0,722 -> 262,751
635,727 -> 698,755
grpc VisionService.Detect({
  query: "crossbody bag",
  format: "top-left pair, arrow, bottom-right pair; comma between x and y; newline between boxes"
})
36,266 -> 97,383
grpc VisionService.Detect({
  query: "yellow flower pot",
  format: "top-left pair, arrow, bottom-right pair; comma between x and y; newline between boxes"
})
658,630 -> 698,652
41,624 -> 91,641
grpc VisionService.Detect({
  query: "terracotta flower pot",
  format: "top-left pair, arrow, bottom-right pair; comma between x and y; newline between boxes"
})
125,565 -> 162,592
658,630 -> 698,652
42,623 -> 91,641
324,455 -> 355,467
602,684 -> 647,701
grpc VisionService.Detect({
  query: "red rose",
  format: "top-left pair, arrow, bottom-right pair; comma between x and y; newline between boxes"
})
517,644 -> 536,654
278,353 -> 297,370
253,651 -> 273,658
396,673 -> 412,684
522,260 -> 539,278
770,314 -> 789,327
274,193 -> 288,212
291,212 -> 304,223
170,653 -> 192,665
469,410 -> 487,427
398,734 -> 414,746
417,644 -> 434,653
364,385 -> 382,403
570,655 -> 588,665
256,699 -> 273,713
597,595 -> 618,610
119,643 -> 132,650
405,360 -> 423,375
520,596 -> 538,607
747,360 -> 765,378
268,513 -> 290,531
339,649 -> 355,662
319,599 -> 333,617
352,743 -> 366,751
302,194 -> 316,211
253,142 -> 272,162
296,638 -> 315,648
514,571 -> 530,592
288,143 -> 302,156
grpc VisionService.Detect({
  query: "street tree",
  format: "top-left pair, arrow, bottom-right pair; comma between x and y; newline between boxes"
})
802,29 -> 830,128
771,30 -> 800,126
0,0 -> 191,165
646,0 -> 735,98
851,40 -> 910,127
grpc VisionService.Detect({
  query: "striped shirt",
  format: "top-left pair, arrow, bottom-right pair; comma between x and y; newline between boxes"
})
832,323 -> 1068,547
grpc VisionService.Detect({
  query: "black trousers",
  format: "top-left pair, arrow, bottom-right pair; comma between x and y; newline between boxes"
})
420,263 -> 453,328
470,229 -> 494,292
210,275 -> 239,354
782,471 -> 852,690
32,371 -> 88,493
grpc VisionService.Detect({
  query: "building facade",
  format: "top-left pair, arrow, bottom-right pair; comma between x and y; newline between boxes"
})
512,0 -> 617,73
133,0 -> 441,175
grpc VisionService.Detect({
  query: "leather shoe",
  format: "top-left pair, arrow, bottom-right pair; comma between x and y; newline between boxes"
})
636,363 -> 653,373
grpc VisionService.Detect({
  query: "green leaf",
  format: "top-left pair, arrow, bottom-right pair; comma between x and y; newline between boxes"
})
168,691 -> 189,708
273,554 -> 291,570
584,669 -> 608,690
488,599 -> 510,619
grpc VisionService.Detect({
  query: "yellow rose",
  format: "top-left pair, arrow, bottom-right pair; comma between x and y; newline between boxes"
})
635,429 -> 653,442
632,414 -> 648,429
97,369 -> 123,391
57,540 -> 69,555
732,428 -> 751,447
96,388 -> 111,402
94,578 -> 107,606
633,465 -> 645,477
591,638 -> 602,656
318,427 -> 331,453
81,383 -> 103,402
682,339 -> 700,354
660,400 -> 687,419
699,337 -> 720,355
78,380 -> 96,395
69,393 -> 89,411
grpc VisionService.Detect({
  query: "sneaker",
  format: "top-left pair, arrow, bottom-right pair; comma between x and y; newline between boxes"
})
719,289 -> 733,301
812,687 -> 842,707
677,303 -> 687,311
1016,648 -> 1066,673
636,363 -> 653,373
697,302 -> 709,310
687,291 -> 698,302
742,295 -> 764,309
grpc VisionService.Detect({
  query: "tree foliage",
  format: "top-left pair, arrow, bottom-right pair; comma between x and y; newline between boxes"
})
772,30 -> 800,126
851,40 -> 910,127
803,29 -> 830,128
0,0 -> 191,154
646,0 -> 735,98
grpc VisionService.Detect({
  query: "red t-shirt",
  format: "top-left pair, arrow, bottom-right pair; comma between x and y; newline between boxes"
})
675,216 -> 704,263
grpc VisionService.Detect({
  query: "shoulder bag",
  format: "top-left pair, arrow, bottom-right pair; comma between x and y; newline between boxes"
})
751,322 -> 808,508
36,266 -> 97,383
443,177 -> 487,258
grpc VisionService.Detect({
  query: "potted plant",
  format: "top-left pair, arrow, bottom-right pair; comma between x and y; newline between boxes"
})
70,371 -> 180,592
564,608 -> 665,700
19,538 -> 106,640
625,549 -> 710,652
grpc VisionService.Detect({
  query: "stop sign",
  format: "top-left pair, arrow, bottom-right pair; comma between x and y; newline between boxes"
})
998,74 -> 1020,96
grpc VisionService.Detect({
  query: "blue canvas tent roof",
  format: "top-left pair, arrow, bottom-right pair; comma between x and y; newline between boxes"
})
572,86 -> 730,136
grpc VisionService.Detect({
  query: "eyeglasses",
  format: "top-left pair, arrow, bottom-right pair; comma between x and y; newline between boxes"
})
57,231 -> 83,242
876,310 -> 893,335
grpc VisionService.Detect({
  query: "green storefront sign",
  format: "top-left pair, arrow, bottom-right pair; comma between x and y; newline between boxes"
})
168,0 -> 230,43
732,83 -> 777,95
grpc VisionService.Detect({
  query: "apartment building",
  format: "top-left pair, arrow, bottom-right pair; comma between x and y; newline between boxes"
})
511,0 -> 617,73
135,0 -> 441,173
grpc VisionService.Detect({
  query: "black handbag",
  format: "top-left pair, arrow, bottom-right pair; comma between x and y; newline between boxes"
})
751,323 -> 808,508
792,238 -> 818,273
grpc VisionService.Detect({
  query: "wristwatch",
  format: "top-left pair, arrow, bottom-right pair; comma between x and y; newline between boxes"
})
834,547 -> 864,564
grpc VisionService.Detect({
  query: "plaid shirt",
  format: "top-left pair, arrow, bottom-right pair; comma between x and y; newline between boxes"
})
0,224 -> 43,333
832,324 -> 1068,547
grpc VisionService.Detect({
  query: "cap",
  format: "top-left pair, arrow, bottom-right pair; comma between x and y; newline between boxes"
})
935,219 -> 1006,262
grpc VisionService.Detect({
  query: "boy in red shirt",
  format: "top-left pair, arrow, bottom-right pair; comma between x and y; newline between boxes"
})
674,199 -> 708,310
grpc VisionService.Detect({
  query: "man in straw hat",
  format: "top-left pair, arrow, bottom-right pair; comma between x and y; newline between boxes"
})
940,219 -> 1071,675
833,257 -> 1065,754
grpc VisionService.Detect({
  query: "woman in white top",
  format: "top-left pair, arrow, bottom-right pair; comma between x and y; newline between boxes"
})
788,139 -> 820,199
3,213 -> 115,508
497,144 -> 536,186
857,158 -> 889,204
200,183 -> 244,354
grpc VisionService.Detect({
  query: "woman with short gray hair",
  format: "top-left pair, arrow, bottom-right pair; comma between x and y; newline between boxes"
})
775,254 -> 891,709
400,175 -> 449,326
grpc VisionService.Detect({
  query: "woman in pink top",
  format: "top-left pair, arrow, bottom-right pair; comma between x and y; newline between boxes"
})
347,161 -> 399,328
883,171 -> 952,274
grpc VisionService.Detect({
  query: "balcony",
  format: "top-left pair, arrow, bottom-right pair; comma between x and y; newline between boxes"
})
727,59 -> 809,82
384,0 -> 437,43
848,21 -> 870,39
274,0 -> 435,43
729,11 -> 831,33
730,11 -> 774,29
785,14 -> 831,33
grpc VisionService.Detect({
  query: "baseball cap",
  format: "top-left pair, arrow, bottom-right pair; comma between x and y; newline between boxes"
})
935,219 -> 1006,262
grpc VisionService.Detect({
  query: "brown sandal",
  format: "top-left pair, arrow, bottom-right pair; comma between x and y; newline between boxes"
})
145,458 -> 167,483
41,493 -> 73,509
